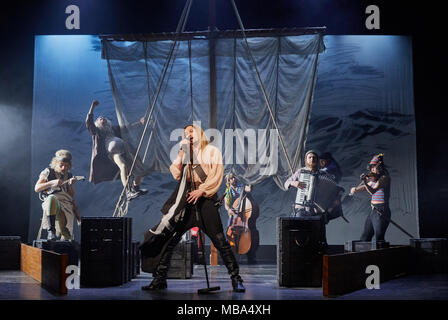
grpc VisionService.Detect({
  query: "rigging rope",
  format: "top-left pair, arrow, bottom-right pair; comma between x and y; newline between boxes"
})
188,40 -> 194,122
229,0 -> 294,176
112,0 -> 194,217
142,40 -> 183,164
291,43 -> 321,171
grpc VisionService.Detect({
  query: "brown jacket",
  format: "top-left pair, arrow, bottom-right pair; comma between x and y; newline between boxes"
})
86,112 -> 120,184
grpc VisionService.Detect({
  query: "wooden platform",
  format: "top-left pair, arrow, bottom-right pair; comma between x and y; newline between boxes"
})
323,245 -> 413,297
20,244 -> 68,295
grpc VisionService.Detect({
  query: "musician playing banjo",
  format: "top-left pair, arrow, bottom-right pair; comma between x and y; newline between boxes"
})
34,149 -> 81,241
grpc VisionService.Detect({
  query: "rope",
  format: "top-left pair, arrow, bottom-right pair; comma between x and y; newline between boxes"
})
291,39 -> 322,170
229,37 -> 237,172
188,40 -> 194,121
112,0 -> 194,217
229,0 -> 294,176
142,0 -> 192,165
142,40 -> 183,164
142,42 -> 153,122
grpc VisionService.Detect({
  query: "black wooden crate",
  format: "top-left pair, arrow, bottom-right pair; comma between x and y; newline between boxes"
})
121,217 -> 131,283
80,217 -> 131,287
131,241 -> 140,278
410,238 -> 448,274
167,240 -> 193,279
141,240 -> 193,279
33,239 -> 80,266
0,236 -> 21,270
345,240 -> 390,252
277,217 -> 325,287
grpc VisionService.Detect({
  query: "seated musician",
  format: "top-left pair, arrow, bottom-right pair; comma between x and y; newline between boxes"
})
140,124 -> 245,292
34,150 -> 81,241
350,154 -> 391,241
224,173 -> 259,264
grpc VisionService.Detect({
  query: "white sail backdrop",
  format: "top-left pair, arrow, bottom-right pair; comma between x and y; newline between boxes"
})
29,35 -> 417,245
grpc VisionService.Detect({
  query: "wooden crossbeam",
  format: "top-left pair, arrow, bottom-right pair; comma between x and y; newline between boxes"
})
99,27 -> 327,42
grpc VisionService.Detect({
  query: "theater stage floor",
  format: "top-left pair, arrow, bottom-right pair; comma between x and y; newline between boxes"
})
0,265 -> 447,300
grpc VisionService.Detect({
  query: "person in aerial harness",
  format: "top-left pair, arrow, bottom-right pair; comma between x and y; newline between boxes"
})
86,100 -> 148,201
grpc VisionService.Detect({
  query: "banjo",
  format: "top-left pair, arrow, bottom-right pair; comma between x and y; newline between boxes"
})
39,175 -> 85,200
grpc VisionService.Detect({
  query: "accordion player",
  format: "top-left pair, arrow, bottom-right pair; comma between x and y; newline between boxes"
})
295,170 -> 344,215
284,150 -> 345,219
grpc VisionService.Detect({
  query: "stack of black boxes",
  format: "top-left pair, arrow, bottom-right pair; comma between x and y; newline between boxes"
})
0,236 -> 21,270
141,240 -> 194,279
277,217 -> 326,287
80,217 -> 139,287
410,238 -> 448,274
167,240 -> 194,279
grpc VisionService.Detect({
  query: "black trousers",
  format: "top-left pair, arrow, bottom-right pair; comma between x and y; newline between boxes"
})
360,203 -> 391,241
154,197 -> 240,279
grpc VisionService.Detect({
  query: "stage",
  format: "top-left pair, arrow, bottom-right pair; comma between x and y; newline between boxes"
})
1,264 -> 446,300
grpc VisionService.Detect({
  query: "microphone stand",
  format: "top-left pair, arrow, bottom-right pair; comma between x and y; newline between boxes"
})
188,137 -> 220,294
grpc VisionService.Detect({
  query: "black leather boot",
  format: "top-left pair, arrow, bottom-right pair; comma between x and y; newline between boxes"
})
231,275 -> 246,293
213,233 -> 246,293
141,238 -> 177,291
46,215 -> 57,241
142,275 -> 167,291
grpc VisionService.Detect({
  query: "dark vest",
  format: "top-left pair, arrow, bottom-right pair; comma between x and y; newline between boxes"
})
39,168 -> 73,201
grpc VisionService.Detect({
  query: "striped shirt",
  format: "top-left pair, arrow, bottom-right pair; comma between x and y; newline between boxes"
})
368,176 -> 390,204
371,188 -> 385,202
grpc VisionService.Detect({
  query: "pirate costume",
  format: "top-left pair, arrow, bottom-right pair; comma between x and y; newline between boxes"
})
140,142 -> 245,292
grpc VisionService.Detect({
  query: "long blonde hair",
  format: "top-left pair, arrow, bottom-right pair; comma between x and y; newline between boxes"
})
183,124 -> 209,151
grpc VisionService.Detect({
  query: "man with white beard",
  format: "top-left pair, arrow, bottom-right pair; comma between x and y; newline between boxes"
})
86,100 -> 147,201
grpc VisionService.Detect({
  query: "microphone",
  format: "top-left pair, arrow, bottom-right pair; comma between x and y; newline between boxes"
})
180,136 -> 192,153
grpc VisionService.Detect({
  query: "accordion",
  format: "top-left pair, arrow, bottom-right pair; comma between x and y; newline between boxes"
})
295,170 -> 344,213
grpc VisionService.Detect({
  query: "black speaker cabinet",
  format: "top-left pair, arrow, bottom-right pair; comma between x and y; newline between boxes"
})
0,236 -> 21,270
410,238 -> 448,274
80,217 -> 132,287
277,217 -> 325,287
131,241 -> 140,278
